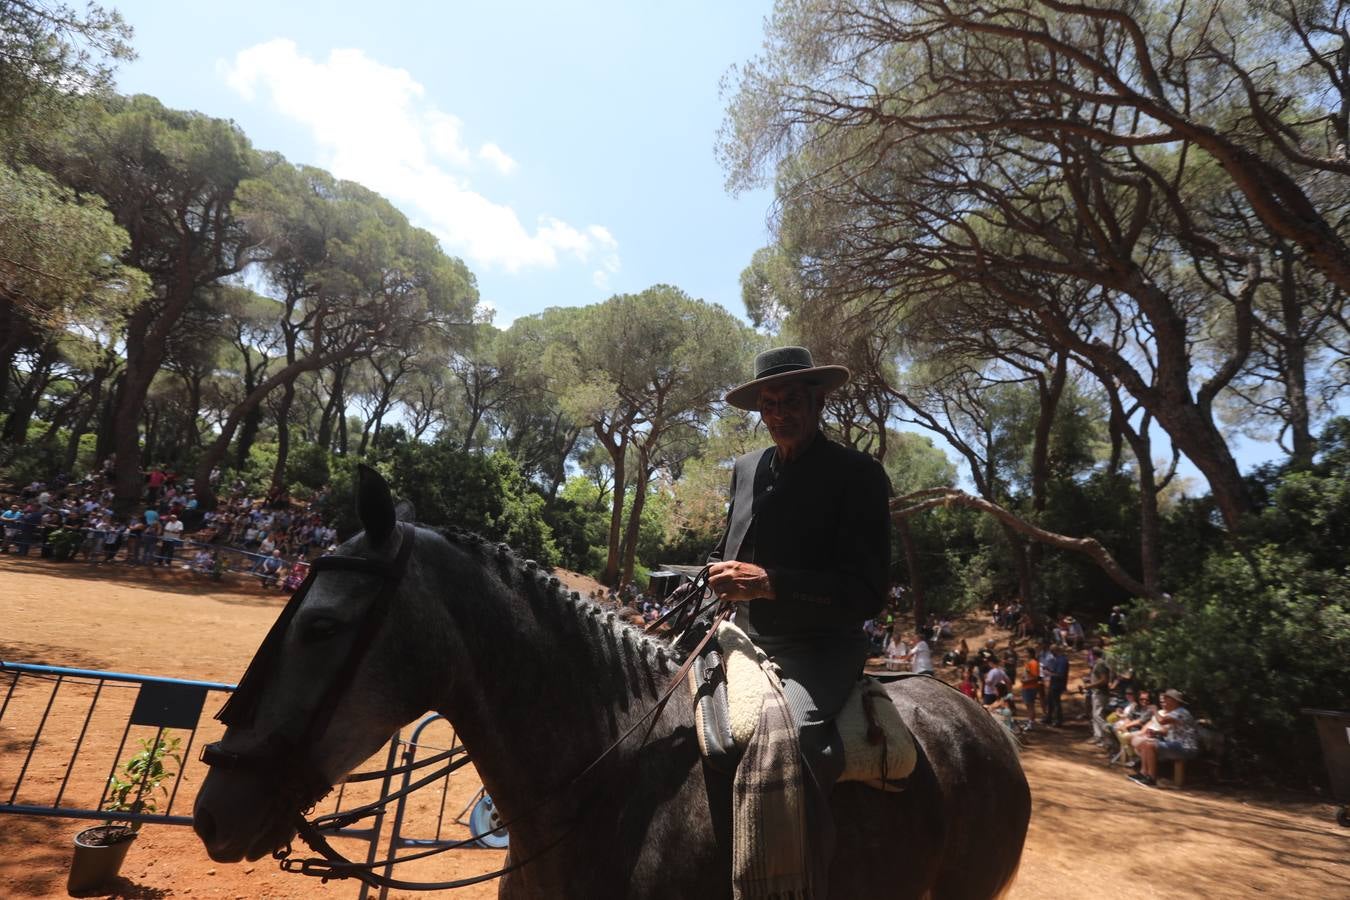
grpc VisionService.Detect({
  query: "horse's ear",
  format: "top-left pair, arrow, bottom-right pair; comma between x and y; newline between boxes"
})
356,464 -> 396,545
394,499 -> 416,523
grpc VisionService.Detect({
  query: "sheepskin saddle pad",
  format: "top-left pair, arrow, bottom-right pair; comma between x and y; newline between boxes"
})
688,619 -> 917,789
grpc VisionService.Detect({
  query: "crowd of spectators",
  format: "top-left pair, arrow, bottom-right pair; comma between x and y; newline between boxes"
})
1,458 -> 341,591
986,603 -> 1206,788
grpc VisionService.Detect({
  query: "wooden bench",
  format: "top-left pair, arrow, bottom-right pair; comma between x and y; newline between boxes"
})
1163,722 -> 1224,788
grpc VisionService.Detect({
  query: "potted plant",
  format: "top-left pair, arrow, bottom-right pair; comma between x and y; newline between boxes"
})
68,735 -> 183,894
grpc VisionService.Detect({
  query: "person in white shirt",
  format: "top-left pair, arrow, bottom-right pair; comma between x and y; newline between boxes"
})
159,514 -> 185,566
983,663 -> 1010,705
907,632 -> 934,675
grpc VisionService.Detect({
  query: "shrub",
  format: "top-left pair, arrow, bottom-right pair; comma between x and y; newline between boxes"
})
1117,419 -> 1350,784
386,438 -> 559,566
286,442 -> 331,491
1115,549 -> 1349,783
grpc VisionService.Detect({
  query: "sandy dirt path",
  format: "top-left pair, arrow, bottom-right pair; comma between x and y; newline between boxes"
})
2,555 -> 1345,899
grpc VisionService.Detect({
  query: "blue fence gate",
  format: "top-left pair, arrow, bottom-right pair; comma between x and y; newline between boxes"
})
0,661 -> 497,899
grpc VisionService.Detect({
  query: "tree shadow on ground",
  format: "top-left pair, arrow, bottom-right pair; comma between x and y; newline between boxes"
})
1019,721 -> 1349,896
0,556 -> 290,607
0,814 -> 72,896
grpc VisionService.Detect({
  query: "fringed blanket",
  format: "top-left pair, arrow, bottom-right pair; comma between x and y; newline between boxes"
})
731,660 -> 811,900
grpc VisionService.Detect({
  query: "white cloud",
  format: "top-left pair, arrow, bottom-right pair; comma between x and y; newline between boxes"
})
220,39 -> 618,276
478,142 -> 517,175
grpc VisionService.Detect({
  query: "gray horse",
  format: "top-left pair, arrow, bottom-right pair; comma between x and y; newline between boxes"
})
194,466 -> 1029,898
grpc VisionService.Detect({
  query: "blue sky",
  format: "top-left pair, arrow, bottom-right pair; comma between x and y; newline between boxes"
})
111,0 -> 776,327
107,0 -> 1288,481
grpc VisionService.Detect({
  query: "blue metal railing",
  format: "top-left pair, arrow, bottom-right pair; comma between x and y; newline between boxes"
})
0,660 -> 235,826
0,660 -> 494,899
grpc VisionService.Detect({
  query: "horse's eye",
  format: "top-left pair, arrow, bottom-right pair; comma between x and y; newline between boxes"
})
301,617 -> 343,642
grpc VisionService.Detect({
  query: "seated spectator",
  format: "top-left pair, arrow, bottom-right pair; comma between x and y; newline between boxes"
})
191,548 -> 214,574
985,683 -> 1019,738
1106,688 -> 1155,765
282,559 -> 310,592
1128,689 -> 1199,787
255,550 -> 285,588
884,628 -> 909,672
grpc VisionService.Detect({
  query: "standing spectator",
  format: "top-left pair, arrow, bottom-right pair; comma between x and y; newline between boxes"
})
958,665 -> 981,699
140,517 -> 162,565
1084,648 -> 1112,747
1,503 -> 22,551
159,513 -> 184,565
1043,645 -> 1069,726
102,518 -> 125,562
146,466 -> 166,503
907,630 -> 934,676
1019,648 -> 1041,729
124,517 -> 145,564
82,514 -> 106,561
983,659 -> 1010,705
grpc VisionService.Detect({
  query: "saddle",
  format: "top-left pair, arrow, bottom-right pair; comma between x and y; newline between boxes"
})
688,619 -> 917,790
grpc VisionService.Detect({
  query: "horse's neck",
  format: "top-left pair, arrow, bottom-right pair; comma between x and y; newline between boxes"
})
427,549 -> 683,818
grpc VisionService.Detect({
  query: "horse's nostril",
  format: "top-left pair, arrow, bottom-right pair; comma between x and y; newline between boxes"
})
195,808 -> 216,843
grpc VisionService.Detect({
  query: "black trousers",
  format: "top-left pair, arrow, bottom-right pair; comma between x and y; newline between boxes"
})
1046,678 -> 1068,725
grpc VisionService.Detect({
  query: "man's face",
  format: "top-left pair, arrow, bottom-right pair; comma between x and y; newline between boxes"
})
757,381 -> 819,456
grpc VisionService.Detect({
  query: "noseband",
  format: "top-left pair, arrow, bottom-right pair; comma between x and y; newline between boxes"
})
201,523 -> 417,810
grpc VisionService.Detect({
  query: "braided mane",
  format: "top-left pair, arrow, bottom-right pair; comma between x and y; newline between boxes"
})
429,525 -> 676,686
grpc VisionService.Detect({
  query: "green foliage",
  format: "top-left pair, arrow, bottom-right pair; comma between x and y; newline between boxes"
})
0,162 -> 145,333
0,429 -> 64,487
1115,549 -> 1349,782
104,735 -> 184,828
47,525 -> 82,560
386,437 -> 559,566
237,442 -> 279,495
0,0 -> 133,151
286,442 -> 330,491
1117,420 -> 1350,782
541,493 -> 607,574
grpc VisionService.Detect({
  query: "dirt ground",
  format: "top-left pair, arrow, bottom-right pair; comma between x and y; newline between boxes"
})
2,555 -> 1346,899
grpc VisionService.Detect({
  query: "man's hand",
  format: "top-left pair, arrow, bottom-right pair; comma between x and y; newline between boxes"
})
707,561 -> 775,603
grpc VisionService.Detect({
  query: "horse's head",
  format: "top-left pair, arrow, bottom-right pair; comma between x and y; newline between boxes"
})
194,466 -> 434,862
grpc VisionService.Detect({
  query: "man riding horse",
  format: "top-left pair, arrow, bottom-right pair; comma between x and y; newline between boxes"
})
707,346 -> 892,896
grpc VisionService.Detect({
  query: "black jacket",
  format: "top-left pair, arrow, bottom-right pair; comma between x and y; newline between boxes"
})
708,434 -> 892,637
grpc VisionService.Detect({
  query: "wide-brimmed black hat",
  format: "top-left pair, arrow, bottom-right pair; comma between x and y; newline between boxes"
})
724,346 -> 850,411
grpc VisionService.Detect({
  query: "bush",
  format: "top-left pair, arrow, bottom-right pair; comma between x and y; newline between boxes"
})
286,442 -> 331,491
1117,419 -> 1350,784
387,438 -> 559,566
1,434 -> 65,489
1115,549 -> 1349,783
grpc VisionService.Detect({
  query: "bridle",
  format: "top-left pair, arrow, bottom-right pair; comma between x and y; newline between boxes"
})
202,523 -> 419,811
200,529 -> 731,891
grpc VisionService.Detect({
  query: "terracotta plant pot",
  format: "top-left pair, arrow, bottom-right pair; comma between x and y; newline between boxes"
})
67,825 -> 137,894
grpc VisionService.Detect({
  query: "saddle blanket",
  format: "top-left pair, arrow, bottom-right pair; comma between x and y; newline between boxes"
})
689,619 -> 917,790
